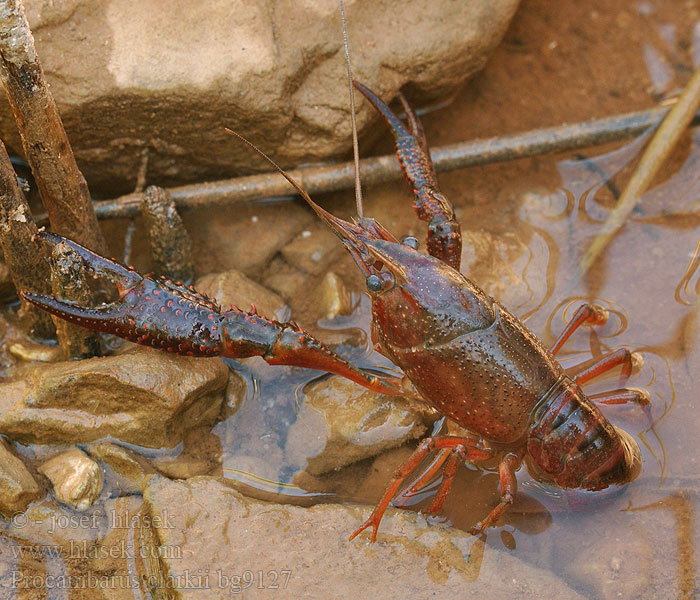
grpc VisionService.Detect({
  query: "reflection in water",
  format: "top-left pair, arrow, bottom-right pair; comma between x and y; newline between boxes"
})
214,294 -> 401,503
643,43 -> 675,97
676,236 -> 700,305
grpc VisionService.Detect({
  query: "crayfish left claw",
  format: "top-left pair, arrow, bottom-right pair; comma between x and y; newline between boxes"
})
23,234 -> 405,394
23,232 -> 226,356
20,291 -> 133,334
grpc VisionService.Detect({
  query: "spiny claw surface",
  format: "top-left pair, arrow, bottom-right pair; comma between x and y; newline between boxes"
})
22,233 -> 403,395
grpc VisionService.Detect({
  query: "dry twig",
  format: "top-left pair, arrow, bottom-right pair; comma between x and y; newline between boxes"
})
0,139 -> 53,338
577,66 -> 700,280
0,0 -> 107,254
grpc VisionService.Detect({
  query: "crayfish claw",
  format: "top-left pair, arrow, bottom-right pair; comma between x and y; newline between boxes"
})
353,81 -> 462,270
21,291 -> 130,334
36,231 -> 142,289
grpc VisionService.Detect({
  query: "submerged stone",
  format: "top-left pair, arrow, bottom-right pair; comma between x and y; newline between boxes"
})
285,375 -> 431,476
38,448 -> 103,511
141,475 -> 586,599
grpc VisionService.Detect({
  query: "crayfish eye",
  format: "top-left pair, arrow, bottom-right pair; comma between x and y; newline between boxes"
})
402,236 -> 419,250
365,272 -> 396,294
366,274 -> 383,292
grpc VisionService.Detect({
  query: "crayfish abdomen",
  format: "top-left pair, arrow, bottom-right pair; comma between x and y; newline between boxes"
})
527,378 -> 642,491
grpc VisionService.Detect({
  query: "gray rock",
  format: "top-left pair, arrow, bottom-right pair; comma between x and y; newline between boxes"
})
0,0 -> 520,193
141,475 -> 586,599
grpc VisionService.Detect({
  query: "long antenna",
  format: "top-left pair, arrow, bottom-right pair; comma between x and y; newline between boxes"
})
339,0 -> 364,217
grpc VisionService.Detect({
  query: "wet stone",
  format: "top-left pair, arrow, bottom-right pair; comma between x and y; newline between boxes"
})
317,271 -> 354,320
285,376 -> 429,476
87,441 -> 156,495
8,339 -> 62,363
153,457 -> 217,480
0,346 -> 228,448
0,438 -> 41,517
141,475 -> 586,599
153,415 -> 231,481
38,448 -> 103,511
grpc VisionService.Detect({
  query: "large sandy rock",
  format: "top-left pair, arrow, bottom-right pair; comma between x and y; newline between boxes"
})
0,347 -> 228,448
141,476 -> 585,599
0,0 -> 520,193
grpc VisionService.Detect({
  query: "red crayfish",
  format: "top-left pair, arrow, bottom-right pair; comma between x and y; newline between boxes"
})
20,82 -> 650,542
261,81 -> 650,541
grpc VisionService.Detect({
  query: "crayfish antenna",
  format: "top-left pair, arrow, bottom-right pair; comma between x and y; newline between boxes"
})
223,129 -> 366,248
339,0 -> 363,219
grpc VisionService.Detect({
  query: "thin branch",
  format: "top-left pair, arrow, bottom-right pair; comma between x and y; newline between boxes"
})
0,139 -> 53,338
141,185 -> 194,284
75,102 -> 695,222
0,0 -> 107,254
577,66 -> 700,281
48,240 -> 102,358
